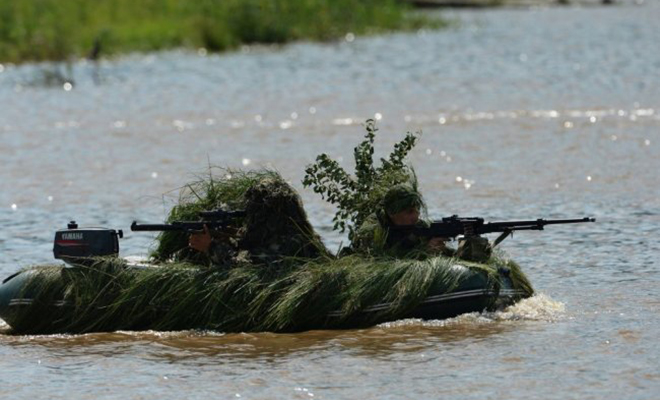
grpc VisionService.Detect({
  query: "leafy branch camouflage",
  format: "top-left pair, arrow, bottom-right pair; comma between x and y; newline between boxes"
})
303,119 -> 420,242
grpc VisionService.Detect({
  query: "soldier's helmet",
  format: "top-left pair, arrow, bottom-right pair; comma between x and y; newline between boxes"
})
382,184 -> 424,215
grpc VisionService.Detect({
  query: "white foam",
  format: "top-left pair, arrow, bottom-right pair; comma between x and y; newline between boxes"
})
488,293 -> 565,322
379,294 -> 565,329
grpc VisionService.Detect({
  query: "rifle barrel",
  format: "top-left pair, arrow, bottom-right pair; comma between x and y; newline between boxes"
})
542,217 -> 596,224
486,217 -> 595,228
131,220 -> 235,233
130,222 -> 185,232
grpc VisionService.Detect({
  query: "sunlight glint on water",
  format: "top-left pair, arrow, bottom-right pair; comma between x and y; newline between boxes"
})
0,3 -> 659,399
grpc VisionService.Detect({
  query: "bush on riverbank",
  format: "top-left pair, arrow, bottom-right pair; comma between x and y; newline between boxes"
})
0,0 -> 440,63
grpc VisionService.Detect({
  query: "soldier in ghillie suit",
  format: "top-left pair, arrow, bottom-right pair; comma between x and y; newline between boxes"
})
352,184 -> 451,257
188,225 -> 240,267
189,177 -> 328,266
237,177 -> 328,264
353,184 -> 492,262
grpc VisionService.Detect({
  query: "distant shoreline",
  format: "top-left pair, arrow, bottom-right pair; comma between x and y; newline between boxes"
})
0,0 -> 445,65
402,0 -> 619,7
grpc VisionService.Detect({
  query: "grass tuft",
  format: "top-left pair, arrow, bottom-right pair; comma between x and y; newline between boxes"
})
8,253 -> 533,334
150,168 -> 281,263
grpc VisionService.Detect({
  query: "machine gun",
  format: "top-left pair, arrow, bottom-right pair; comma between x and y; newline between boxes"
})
131,209 -> 246,234
392,215 -> 595,248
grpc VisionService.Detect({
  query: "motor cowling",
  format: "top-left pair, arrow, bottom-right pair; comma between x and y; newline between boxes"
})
53,221 -> 123,266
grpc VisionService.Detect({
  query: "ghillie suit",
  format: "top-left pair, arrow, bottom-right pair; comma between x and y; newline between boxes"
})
152,169 -> 328,267
353,183 -> 427,256
237,177 -> 328,264
353,210 -> 431,258
303,120 -> 495,262
353,183 -> 445,258
353,184 -> 491,262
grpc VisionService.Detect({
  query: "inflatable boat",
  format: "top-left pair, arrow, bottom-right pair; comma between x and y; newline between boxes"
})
0,222 -> 533,334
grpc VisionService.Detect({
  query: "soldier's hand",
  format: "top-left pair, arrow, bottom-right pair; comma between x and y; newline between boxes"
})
427,237 -> 448,253
189,225 -> 212,253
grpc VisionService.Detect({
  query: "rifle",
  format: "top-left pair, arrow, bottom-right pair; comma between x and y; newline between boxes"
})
131,209 -> 246,234
392,215 -> 595,248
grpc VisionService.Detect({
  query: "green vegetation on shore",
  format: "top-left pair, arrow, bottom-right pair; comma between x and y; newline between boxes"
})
0,0 -> 440,63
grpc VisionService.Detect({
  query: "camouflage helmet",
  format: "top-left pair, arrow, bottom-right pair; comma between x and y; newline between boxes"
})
382,184 -> 424,215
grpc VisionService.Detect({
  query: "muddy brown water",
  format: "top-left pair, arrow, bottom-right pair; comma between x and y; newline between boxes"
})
1,3 -> 659,399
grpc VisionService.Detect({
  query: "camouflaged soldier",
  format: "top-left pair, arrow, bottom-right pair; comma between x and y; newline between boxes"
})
353,184 -> 492,262
237,177 -> 328,264
188,225 -> 238,267
352,184 -> 451,257
189,177 -> 327,266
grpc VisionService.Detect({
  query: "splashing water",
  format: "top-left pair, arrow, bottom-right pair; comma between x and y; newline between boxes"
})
379,294 -> 565,329
487,293 -> 565,321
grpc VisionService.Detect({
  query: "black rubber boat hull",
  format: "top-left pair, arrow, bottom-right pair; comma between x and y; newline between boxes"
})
0,262 -> 530,334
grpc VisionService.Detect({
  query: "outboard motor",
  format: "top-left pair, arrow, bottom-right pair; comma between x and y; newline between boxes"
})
53,221 -> 123,266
